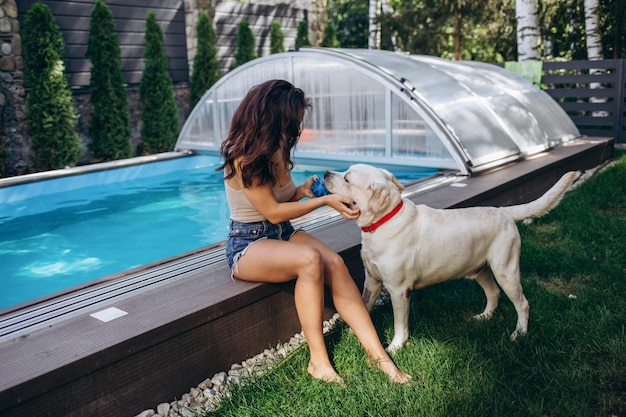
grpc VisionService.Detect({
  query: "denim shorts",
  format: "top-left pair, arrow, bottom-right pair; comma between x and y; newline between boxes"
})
225,219 -> 297,273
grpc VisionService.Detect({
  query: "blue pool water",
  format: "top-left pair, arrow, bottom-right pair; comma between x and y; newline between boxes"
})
0,155 -> 435,309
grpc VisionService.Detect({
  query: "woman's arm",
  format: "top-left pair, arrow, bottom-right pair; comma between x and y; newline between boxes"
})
243,178 -> 359,224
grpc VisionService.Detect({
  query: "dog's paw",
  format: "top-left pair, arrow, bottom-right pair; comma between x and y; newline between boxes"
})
473,312 -> 494,321
510,329 -> 527,341
385,339 -> 409,354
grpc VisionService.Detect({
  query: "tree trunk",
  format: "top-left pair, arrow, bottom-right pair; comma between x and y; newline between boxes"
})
454,11 -> 461,60
516,0 -> 541,61
584,0 -> 605,116
368,0 -> 379,48
584,0 -> 603,60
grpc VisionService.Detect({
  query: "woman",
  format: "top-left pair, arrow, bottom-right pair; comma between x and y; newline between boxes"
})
218,79 -> 411,385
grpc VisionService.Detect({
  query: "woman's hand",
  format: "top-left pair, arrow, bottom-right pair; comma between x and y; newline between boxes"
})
324,194 -> 360,220
293,175 -> 319,201
299,175 -> 317,199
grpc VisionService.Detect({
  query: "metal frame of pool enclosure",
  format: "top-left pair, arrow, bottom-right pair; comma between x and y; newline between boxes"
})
0,47 -> 614,417
177,48 -> 581,174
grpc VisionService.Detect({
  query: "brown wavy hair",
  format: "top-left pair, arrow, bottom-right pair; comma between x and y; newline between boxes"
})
217,79 -> 311,188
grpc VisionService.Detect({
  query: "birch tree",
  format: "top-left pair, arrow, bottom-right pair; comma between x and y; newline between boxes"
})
584,0 -> 605,115
584,0 -> 603,60
516,0 -> 541,60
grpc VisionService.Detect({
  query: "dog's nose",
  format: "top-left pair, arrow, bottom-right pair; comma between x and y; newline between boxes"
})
323,171 -> 331,179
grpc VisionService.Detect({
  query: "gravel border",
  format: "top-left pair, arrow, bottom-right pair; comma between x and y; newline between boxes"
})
134,313 -> 345,417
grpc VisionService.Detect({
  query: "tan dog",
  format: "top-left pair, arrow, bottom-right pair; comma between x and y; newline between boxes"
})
324,164 -> 581,352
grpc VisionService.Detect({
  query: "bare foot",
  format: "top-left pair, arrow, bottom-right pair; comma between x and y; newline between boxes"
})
307,362 -> 345,385
370,358 -> 412,385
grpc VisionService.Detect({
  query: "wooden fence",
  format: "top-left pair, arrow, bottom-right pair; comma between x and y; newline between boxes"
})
541,59 -> 625,143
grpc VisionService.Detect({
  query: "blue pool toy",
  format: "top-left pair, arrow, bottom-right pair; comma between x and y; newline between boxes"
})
310,177 -> 330,197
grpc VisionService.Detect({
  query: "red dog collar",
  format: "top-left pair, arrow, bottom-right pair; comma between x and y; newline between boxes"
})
361,200 -> 404,233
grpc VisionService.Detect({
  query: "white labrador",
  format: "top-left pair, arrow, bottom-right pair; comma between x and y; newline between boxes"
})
324,164 -> 581,352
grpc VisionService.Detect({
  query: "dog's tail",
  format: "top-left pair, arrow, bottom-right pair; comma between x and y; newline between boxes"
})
501,171 -> 582,221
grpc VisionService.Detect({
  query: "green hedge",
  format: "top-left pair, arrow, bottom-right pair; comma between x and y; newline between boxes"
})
190,12 -> 221,108
86,0 -> 132,161
22,2 -> 81,172
139,11 -> 180,154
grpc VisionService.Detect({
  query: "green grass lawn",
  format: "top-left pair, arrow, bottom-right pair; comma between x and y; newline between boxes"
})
204,152 -> 626,417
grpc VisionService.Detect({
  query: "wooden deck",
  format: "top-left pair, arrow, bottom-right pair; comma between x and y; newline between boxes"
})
0,137 -> 614,417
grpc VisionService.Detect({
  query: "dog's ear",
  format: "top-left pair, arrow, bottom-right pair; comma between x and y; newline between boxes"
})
368,183 -> 391,214
381,168 -> 405,191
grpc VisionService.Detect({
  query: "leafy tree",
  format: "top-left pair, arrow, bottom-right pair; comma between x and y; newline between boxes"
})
295,20 -> 312,48
190,11 -> 221,107
235,20 -> 257,67
335,0 -> 369,48
600,0 -> 626,58
86,0 -> 132,161
321,19 -> 340,47
139,11 -> 180,154
270,21 -> 286,54
374,0 -> 516,62
540,0 -> 586,60
22,2 -> 81,172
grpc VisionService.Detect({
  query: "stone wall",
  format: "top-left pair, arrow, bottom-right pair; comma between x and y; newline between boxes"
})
0,0 -> 28,176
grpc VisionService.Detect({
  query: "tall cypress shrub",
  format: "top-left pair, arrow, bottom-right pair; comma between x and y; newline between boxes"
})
139,11 -> 180,154
86,0 -> 132,161
235,20 -> 257,67
190,12 -> 221,107
270,21 -> 285,54
295,20 -> 312,48
321,20 -> 340,47
22,2 -> 80,172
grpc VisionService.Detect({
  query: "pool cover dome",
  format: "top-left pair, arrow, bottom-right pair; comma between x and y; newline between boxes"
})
176,48 -> 581,175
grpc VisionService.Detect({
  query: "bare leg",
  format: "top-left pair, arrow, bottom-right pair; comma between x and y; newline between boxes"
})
233,238 -> 343,383
290,232 -> 412,384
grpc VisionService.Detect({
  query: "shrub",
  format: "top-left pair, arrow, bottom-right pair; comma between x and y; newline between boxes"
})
190,11 -> 221,108
235,20 -> 257,67
270,21 -> 285,54
321,20 -> 340,47
295,20 -> 311,48
22,2 -> 81,172
86,0 -> 132,161
139,11 -> 180,154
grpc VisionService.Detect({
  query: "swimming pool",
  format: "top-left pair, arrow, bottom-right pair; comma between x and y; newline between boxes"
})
0,154 -> 435,310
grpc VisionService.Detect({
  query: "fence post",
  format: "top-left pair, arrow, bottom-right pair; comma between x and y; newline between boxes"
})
617,59 -> 625,143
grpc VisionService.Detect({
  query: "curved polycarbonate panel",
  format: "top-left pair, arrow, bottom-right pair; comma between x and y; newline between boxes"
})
176,48 -> 581,174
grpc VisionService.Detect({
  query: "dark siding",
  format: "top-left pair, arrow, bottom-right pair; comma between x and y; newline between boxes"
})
18,0 -> 189,87
215,2 -> 304,72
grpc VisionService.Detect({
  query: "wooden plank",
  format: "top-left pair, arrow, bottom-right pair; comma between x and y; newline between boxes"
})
542,73 -> 618,85
545,88 -> 618,99
569,115 -> 615,126
64,32 -> 188,49
558,101 -> 617,112
578,128 -> 615,137
53,15 -> 186,34
543,59 -> 623,71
